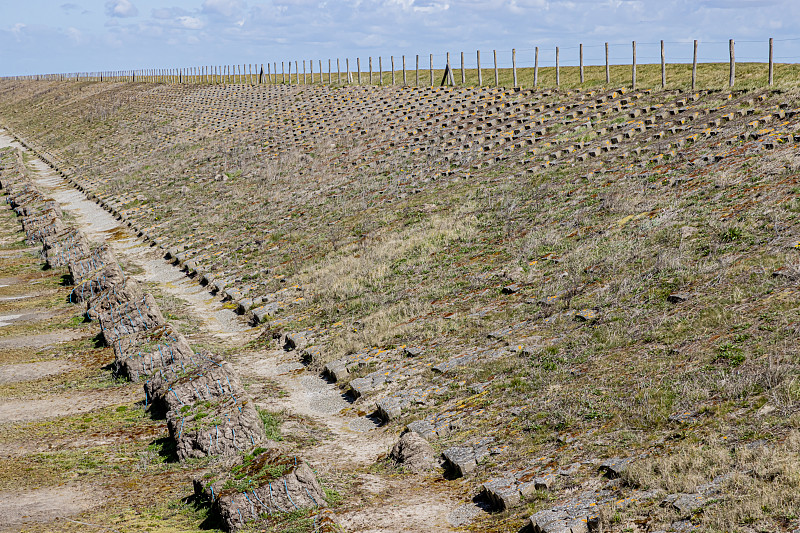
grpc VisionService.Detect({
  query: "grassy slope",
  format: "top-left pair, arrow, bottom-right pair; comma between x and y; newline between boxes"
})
0,66 -> 798,532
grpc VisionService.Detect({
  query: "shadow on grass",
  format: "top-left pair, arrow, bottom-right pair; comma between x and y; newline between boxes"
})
149,436 -> 180,463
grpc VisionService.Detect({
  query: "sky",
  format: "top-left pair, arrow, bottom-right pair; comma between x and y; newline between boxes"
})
2,0 -> 800,76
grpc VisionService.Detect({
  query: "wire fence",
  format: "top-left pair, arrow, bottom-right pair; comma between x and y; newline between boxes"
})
2,37 -> 798,90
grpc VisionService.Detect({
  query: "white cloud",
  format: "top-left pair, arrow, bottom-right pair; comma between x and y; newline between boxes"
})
66,26 -> 83,44
202,0 -> 246,18
178,16 -> 205,29
105,0 -> 139,18
11,22 -> 26,38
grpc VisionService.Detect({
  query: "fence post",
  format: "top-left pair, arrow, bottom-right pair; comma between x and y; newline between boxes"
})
477,50 -> 483,86
357,58 -> 362,84
692,40 -> 698,91
512,49 -> 518,87
493,49 -> 499,86
369,57 -> 373,84
556,46 -> 560,86
632,40 -> 637,90
403,55 -> 407,85
729,39 -> 735,88
309,60 -> 313,84
430,53 -> 434,86
769,37 -> 774,86
534,46 -> 539,87
338,59 -> 341,84
282,62 -> 285,84
461,51 -> 465,84
391,56 -> 395,84
605,42 -> 610,84
661,40 -> 666,89
580,43 -> 584,84
416,54 -> 420,86
319,60 -> 322,84
328,59 -> 332,84
378,57 -> 382,85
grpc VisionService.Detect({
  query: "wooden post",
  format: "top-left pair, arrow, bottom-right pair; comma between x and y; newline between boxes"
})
309,60 -> 312,84
282,62 -> 285,84
769,37 -> 774,86
378,57 -> 382,85
319,60 -> 323,84
729,39 -> 735,88
512,48 -> 518,87
328,59 -> 332,84
534,46 -> 539,87
295,61 -> 299,84
661,40 -> 666,89
580,43 -> 584,84
403,55 -> 407,85
556,46 -> 560,86
446,52 -> 453,86
632,40 -> 637,90
369,57 -> 373,84
605,42 -> 610,84
477,50 -> 482,86
338,59 -> 341,84
692,40 -> 698,91
357,57 -> 361,84
391,56 -> 396,85
493,49 -> 499,86
430,53 -> 433,86
461,51 -> 465,84
416,54 -> 419,86
346,58 -> 350,83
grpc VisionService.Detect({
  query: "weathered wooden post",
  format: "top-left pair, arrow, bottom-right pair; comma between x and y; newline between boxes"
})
605,42 -> 610,84
661,40 -> 666,89
769,37 -> 774,86
346,58 -> 350,83
692,40 -> 698,91
295,61 -> 299,84
534,46 -> 539,87
493,49 -> 499,86
403,55 -> 407,85
391,56 -> 396,85
282,62 -> 285,84
378,57 -> 382,85
328,59 -> 332,84
632,40 -> 637,90
357,57 -> 361,84
430,54 -> 434,86
369,57 -> 373,84
729,39 -> 735,87
477,50 -> 483,86
461,51 -> 465,84
556,46 -> 560,86
579,43 -> 584,84
415,55 -> 419,86
337,59 -> 341,84
512,48 -> 518,87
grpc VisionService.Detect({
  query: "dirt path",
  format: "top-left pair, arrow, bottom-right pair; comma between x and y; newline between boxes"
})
0,485 -> 105,532
0,127 -> 466,531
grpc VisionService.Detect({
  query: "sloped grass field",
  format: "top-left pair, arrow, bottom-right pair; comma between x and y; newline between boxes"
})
0,68 -> 799,532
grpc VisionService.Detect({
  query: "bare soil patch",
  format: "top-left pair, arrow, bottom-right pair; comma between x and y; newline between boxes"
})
0,484 -> 104,531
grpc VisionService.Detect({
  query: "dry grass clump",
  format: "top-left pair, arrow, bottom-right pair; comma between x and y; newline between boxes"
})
624,431 -> 800,531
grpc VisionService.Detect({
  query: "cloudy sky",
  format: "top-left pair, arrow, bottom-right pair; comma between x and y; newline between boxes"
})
1,0 -> 798,76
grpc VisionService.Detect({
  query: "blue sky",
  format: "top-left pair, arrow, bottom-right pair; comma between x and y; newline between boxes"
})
1,0 -> 799,76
